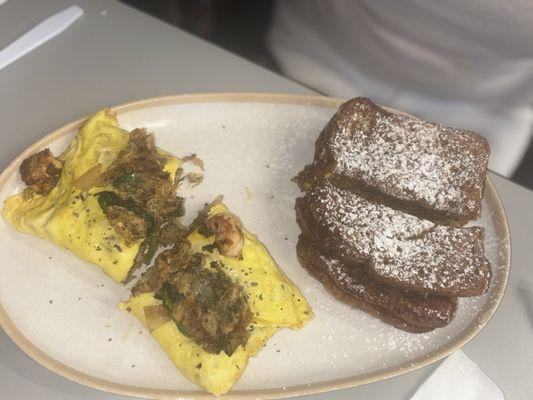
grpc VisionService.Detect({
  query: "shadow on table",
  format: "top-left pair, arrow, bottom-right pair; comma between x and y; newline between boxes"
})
517,281 -> 533,330
0,329 -> 120,399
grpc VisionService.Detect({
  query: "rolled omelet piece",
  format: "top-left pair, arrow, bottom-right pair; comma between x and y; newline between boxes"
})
2,109 -> 181,282
121,202 -> 312,396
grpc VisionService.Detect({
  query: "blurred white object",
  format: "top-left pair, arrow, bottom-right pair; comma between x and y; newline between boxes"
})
269,0 -> 533,176
0,6 -> 83,71
0,0 -> 7,7
410,350 -> 504,400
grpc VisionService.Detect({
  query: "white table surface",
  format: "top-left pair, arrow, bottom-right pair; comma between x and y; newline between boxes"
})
0,1 -> 532,399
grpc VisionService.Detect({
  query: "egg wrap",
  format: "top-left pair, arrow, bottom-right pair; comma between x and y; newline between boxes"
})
121,203 -> 313,395
2,109 -> 181,282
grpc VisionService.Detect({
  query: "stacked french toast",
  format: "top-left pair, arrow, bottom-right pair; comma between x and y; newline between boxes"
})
294,97 -> 492,332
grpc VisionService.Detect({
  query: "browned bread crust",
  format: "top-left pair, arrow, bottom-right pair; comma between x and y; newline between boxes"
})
294,97 -> 490,226
296,181 -> 491,297
297,235 -> 457,332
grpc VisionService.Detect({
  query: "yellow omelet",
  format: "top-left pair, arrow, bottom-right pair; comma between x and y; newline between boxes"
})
121,202 -> 313,396
2,109 -> 181,282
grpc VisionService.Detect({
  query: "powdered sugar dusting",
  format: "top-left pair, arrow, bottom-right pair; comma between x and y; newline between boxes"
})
313,250 -> 456,327
329,98 -> 489,220
319,255 -> 367,296
308,182 -> 489,294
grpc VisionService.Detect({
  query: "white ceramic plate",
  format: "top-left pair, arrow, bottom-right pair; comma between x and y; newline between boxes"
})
0,94 -> 510,399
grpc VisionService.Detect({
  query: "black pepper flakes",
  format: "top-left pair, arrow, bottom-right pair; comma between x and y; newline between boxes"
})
195,363 -> 202,369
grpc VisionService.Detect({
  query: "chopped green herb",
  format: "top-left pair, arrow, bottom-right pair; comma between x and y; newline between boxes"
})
155,282 -> 183,310
201,243 -> 216,253
112,172 -> 140,188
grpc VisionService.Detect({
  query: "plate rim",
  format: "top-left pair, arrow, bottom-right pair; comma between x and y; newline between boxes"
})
0,92 -> 511,399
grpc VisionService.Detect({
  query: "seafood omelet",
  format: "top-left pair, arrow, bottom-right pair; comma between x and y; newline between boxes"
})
3,109 -> 313,395
121,201 -> 313,395
2,110 -> 182,282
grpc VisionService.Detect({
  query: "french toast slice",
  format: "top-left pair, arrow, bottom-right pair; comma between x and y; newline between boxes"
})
297,235 -> 457,332
296,181 -> 491,297
295,97 -> 490,226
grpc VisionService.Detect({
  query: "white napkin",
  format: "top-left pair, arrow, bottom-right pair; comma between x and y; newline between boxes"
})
410,350 -> 504,400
